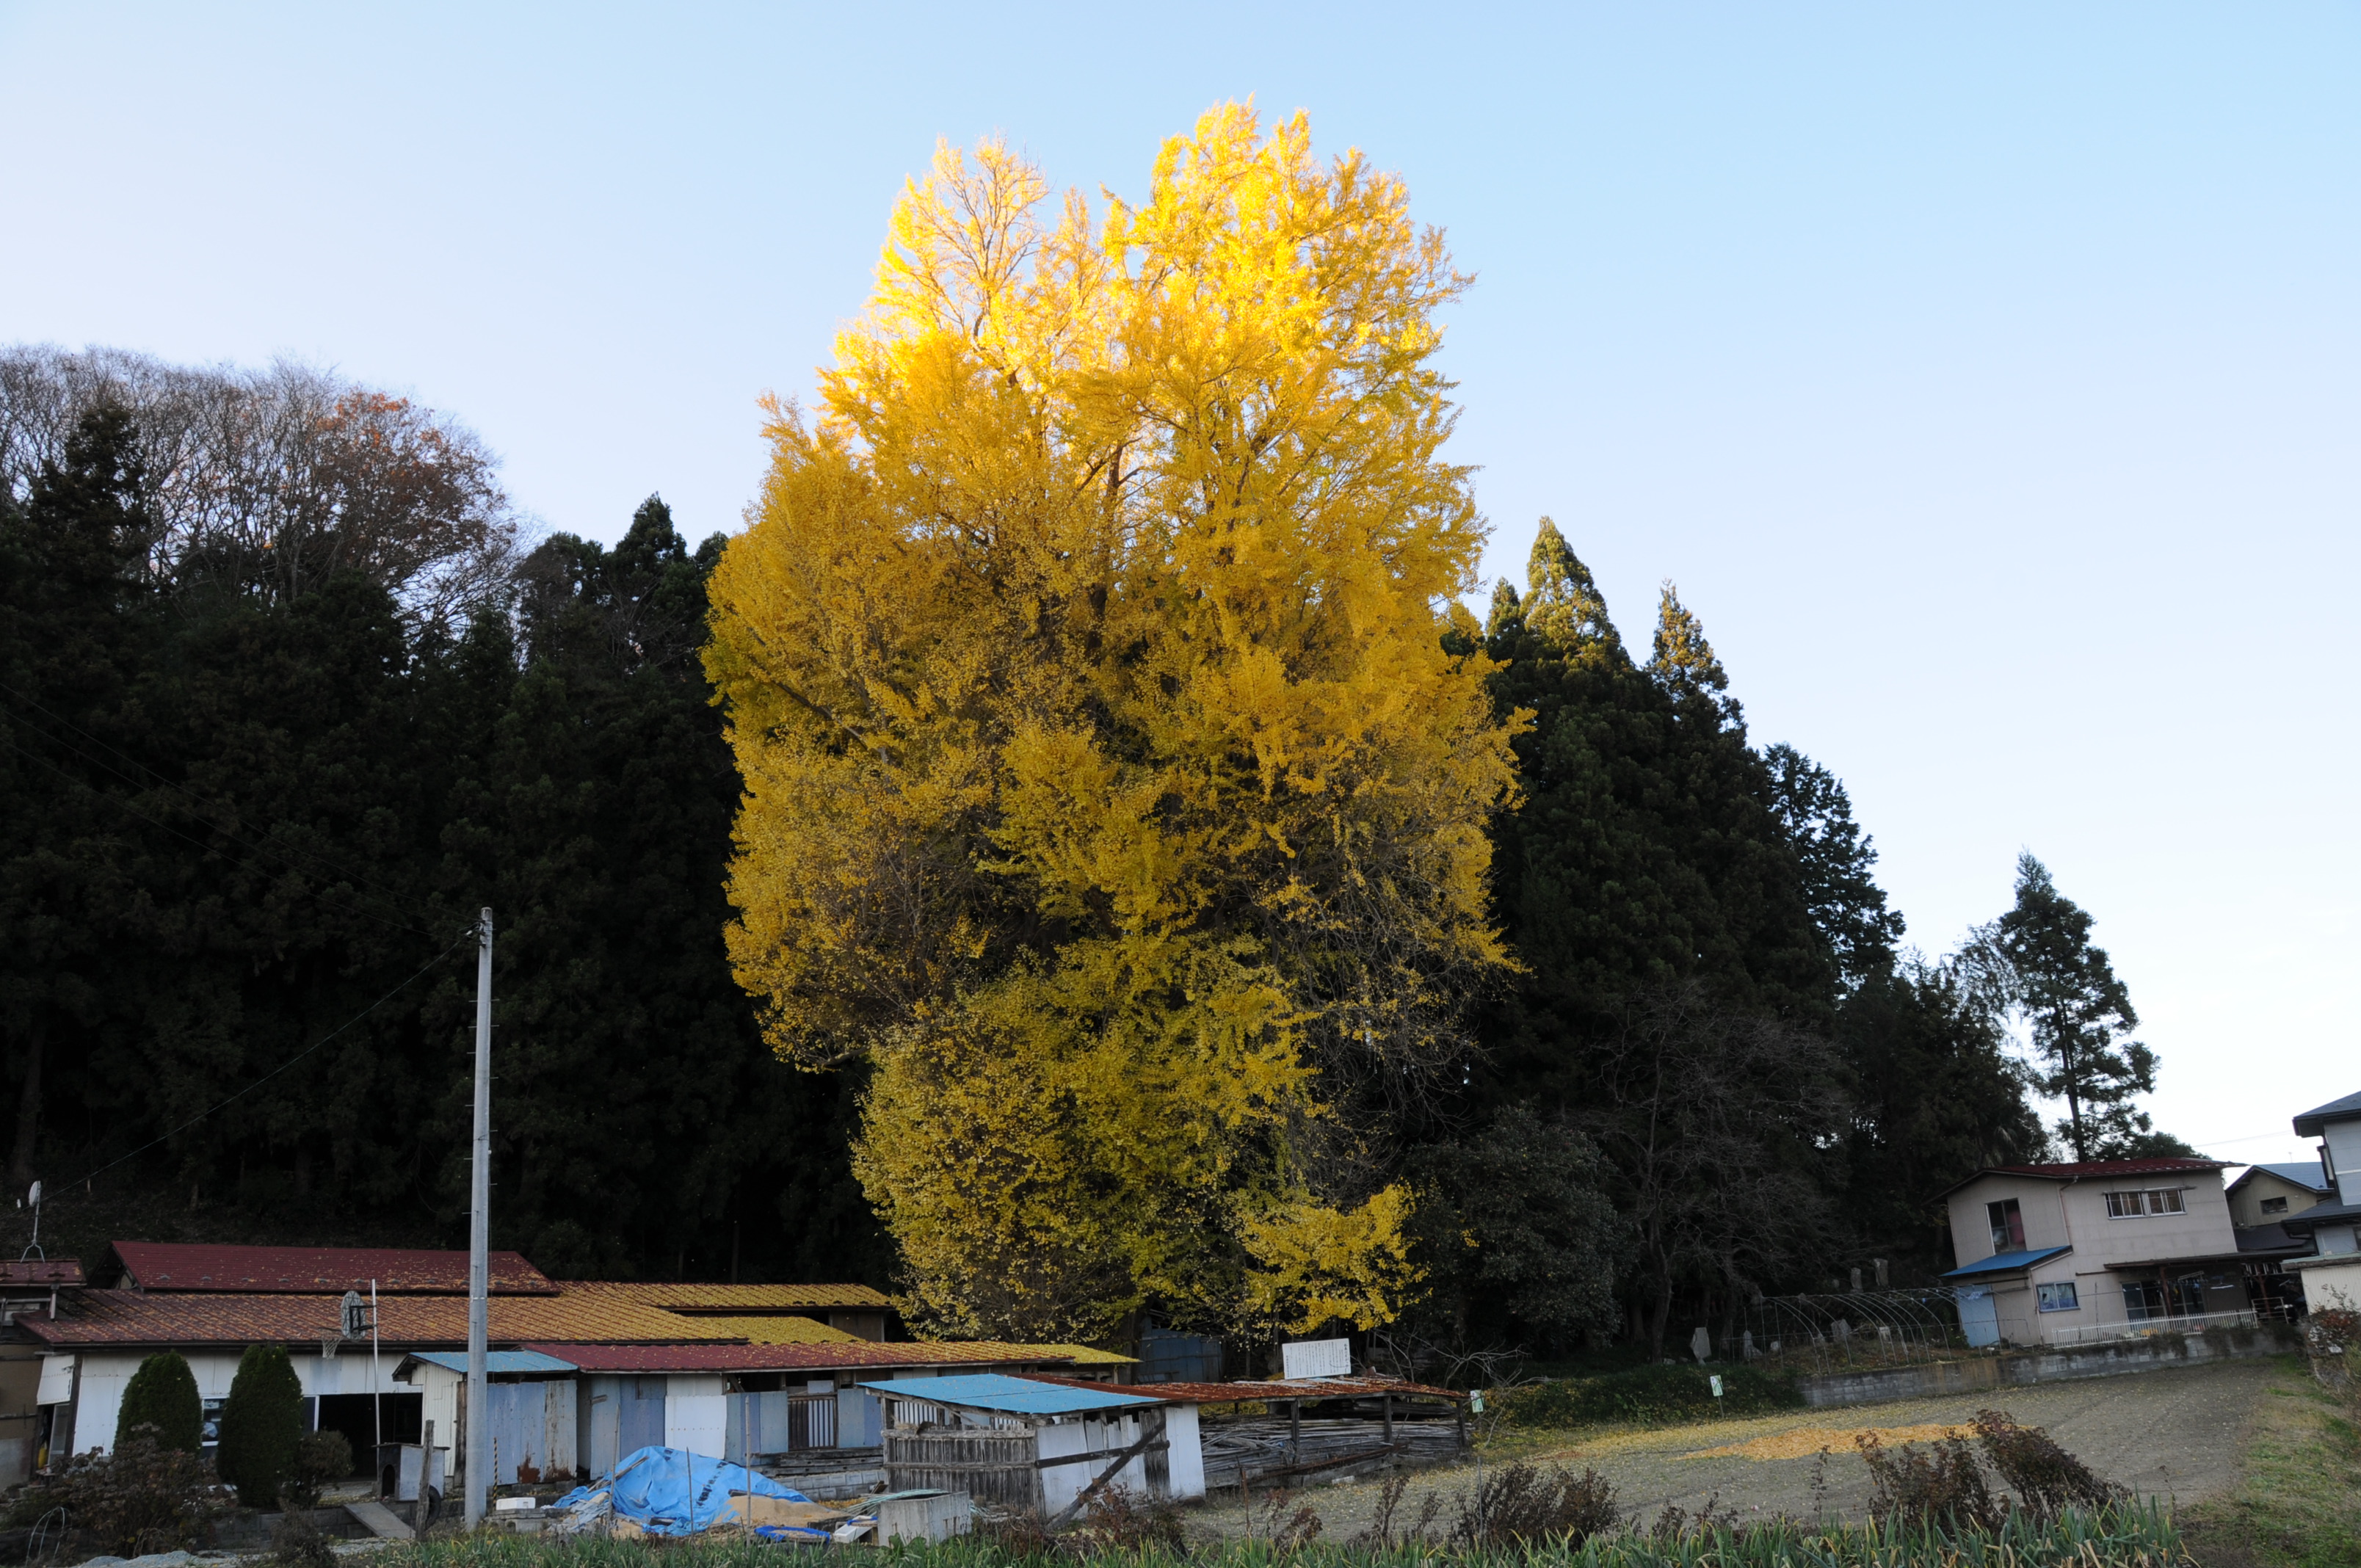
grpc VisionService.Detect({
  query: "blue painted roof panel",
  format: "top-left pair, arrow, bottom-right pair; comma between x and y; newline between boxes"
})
857,1373 -> 1157,1415
1943,1245 -> 2072,1280
407,1349 -> 579,1374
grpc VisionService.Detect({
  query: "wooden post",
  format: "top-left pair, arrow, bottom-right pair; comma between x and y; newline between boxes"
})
1381,1391 -> 1393,1445
416,1420 -> 435,1536
1454,1397 -> 1468,1451
1288,1399 -> 1299,1463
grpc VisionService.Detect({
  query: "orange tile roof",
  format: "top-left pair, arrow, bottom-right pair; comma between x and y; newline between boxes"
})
25,1289 -> 750,1349
556,1281 -> 892,1311
684,1315 -> 862,1346
525,1341 -> 1062,1373
111,1242 -> 556,1295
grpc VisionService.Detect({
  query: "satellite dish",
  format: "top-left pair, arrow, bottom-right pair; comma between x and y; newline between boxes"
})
19,1181 -> 42,1260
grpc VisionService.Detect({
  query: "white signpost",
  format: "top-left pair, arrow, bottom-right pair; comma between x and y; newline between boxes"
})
1279,1337 -> 1352,1380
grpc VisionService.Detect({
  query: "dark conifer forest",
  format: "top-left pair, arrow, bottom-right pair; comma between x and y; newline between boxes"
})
0,348 -> 2183,1340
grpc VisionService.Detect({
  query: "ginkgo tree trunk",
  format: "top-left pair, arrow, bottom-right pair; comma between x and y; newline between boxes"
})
704,104 -> 1521,1342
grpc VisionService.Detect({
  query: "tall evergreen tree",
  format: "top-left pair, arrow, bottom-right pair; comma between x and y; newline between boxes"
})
1762,744 -> 1906,992
216,1343 -> 303,1507
116,1350 -> 203,1453
465,497 -> 883,1281
0,407 -> 160,1194
1975,853 -> 2159,1161
1833,962 -> 2047,1276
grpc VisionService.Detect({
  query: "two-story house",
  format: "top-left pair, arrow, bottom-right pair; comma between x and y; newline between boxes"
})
2281,1089 -> 2361,1313
1940,1157 -> 2250,1347
2225,1163 -> 2335,1228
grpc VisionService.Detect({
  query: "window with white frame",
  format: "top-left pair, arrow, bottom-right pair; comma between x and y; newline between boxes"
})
2260,1196 -> 2289,1215
2036,1282 -> 2080,1312
2104,1188 -> 2186,1218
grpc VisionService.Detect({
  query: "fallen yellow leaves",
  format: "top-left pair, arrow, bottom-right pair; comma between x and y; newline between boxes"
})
1680,1423 -> 1973,1462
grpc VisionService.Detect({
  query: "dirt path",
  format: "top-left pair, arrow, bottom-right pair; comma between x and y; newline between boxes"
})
1185,1358 -> 2282,1541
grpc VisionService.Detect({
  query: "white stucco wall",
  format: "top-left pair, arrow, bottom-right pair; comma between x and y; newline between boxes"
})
2296,1256 -> 2361,1313
62,1345 -> 412,1456
1947,1170 -> 2238,1278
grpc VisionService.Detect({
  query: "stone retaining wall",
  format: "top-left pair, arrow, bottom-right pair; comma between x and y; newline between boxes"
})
1796,1323 -> 2302,1408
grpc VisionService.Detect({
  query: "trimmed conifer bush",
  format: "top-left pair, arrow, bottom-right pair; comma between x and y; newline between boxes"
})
116,1351 -> 203,1454
216,1344 -> 304,1508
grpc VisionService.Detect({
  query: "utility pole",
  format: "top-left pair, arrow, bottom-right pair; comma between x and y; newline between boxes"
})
465,907 -> 492,1529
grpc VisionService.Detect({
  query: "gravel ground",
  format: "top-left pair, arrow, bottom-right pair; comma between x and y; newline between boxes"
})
1184,1358 -> 2281,1542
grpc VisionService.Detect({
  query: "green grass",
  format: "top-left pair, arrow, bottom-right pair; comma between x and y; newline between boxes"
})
378,1504 -> 2187,1568
2177,1360 -> 2361,1568
1494,1364 -> 1802,1431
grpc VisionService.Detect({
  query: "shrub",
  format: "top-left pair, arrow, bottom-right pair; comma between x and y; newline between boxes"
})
116,1352 -> 203,1454
34,1426 -> 230,1556
1074,1484 -> 1183,1552
1498,1363 -> 1802,1429
285,1429 -> 355,1509
268,1505 -> 334,1568
216,1343 -> 305,1508
1970,1408 -> 2127,1521
1855,1429 -> 2003,1531
1451,1461 -> 1622,1546
1354,1473 -> 1445,1548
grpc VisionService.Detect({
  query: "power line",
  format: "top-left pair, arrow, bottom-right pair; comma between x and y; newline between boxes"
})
53,928 -> 472,1195
0,677 -> 444,936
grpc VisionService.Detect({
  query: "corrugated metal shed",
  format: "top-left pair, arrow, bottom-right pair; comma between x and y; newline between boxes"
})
859,1373 -> 1158,1416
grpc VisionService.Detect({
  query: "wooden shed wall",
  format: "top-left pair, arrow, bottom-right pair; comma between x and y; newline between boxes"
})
884,1429 -> 1043,1509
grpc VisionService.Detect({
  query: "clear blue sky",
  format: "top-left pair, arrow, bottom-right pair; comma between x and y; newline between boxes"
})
4,3 -> 2354,1164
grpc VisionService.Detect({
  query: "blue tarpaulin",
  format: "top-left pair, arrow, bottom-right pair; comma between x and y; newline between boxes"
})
551,1446 -> 810,1536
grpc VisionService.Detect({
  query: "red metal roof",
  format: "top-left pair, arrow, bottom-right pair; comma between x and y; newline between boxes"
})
1983,1158 -> 2230,1180
521,1341 -> 1063,1373
0,1259 -> 84,1287
109,1242 -> 556,1295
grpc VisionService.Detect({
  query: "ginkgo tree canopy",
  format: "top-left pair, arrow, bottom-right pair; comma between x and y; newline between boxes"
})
705,104 -> 1521,1340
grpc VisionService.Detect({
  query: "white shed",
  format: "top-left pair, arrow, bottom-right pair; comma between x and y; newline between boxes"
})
860,1373 -> 1203,1515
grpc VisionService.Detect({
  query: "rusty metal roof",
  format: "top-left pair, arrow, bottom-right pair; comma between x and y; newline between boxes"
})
0,1259 -> 83,1287
522,1340 -> 1059,1373
555,1281 -> 891,1311
23,1288 -> 749,1348
108,1242 -> 556,1295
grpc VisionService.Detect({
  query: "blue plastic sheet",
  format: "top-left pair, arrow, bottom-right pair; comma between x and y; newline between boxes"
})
551,1445 -> 812,1536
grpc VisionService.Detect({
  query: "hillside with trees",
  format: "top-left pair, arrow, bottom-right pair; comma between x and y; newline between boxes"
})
0,110 -> 2189,1357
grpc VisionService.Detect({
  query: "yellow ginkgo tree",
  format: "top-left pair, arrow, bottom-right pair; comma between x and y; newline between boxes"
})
704,104 -> 1520,1342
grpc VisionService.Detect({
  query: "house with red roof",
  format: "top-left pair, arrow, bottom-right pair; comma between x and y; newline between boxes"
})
1938,1157 -> 2266,1347
19,1243 -> 1111,1491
